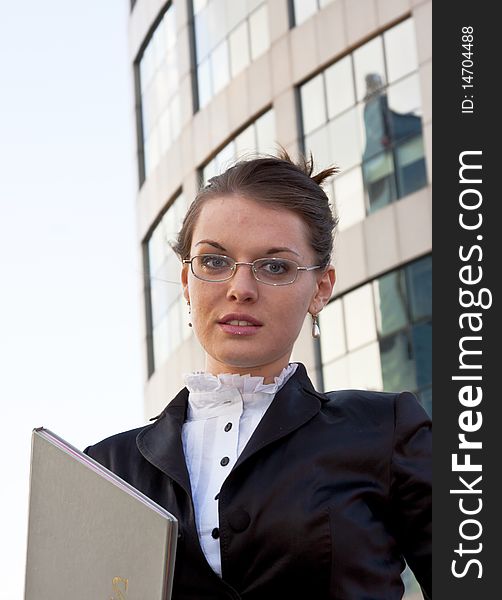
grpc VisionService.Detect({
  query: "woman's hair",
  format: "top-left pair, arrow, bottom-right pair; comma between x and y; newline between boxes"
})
173,149 -> 339,268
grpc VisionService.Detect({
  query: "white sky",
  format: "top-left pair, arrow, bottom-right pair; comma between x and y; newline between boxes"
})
0,3 -> 145,597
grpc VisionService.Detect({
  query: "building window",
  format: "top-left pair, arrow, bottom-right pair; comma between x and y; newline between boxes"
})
136,2 -> 180,183
299,18 -> 427,231
320,255 -> 432,415
192,0 -> 270,109
144,192 -> 190,376
291,0 -> 335,26
201,109 -> 275,183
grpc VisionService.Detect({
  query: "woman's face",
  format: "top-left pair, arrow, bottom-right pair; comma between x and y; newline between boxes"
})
181,194 -> 335,381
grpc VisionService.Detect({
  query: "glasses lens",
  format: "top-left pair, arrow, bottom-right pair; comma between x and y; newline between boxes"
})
253,258 -> 298,285
193,254 -> 234,281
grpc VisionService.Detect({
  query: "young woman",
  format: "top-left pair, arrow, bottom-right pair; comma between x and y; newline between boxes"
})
85,153 -> 432,599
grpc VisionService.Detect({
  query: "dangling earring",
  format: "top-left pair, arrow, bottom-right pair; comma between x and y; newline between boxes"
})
187,301 -> 192,328
311,313 -> 320,339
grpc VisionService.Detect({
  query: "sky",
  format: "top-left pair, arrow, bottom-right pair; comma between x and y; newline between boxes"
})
0,2 -> 145,597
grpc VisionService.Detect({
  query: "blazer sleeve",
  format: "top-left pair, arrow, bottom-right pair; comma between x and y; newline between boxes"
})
390,392 -> 432,600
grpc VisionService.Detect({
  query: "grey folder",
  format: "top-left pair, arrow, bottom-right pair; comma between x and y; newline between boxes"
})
24,428 -> 177,600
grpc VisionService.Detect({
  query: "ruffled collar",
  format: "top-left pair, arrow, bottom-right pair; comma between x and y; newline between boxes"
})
184,363 -> 298,394
183,364 -> 298,420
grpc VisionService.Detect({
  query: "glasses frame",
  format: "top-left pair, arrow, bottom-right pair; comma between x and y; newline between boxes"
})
183,254 -> 322,286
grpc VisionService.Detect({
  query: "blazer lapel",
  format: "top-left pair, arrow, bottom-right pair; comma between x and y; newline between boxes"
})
136,387 -> 192,495
233,363 -> 324,470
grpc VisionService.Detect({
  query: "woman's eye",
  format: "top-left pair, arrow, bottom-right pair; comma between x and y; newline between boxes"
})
261,260 -> 290,274
201,255 -> 230,269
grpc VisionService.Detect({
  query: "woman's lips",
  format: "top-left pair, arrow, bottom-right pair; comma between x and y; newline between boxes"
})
218,314 -> 263,335
219,323 -> 261,335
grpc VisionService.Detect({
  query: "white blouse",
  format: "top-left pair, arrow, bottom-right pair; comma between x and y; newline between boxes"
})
181,363 -> 298,576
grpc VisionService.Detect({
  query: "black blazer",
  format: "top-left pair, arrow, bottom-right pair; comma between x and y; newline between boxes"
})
85,363 -> 431,600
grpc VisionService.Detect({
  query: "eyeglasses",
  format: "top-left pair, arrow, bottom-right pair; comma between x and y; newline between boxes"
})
183,254 -> 321,286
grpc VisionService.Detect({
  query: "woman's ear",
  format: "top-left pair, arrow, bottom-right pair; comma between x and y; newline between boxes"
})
181,263 -> 190,304
309,266 -> 336,315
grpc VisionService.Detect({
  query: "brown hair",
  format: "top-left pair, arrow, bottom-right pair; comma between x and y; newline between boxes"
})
173,150 -> 339,268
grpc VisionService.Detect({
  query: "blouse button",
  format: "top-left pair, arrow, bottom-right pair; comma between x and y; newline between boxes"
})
220,457 -> 230,466
224,422 -> 232,432
211,527 -> 220,539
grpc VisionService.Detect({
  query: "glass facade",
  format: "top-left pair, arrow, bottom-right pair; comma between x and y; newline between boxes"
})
292,0 -> 336,26
137,2 -> 180,181
300,18 -> 427,231
144,192 -> 191,376
201,109 -> 275,182
192,0 -> 270,109
320,255 -> 432,415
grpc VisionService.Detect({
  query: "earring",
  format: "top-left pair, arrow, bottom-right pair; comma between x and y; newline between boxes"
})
311,313 -> 320,339
187,301 -> 192,328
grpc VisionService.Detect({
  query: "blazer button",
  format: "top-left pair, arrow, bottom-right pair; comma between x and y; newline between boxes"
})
227,508 -> 250,532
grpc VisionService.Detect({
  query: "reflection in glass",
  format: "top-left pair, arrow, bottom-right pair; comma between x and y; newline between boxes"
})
293,0 -> 317,26
333,167 -> 365,231
255,110 -> 276,153
406,257 -> 432,321
202,110 -> 276,184
328,107 -> 361,171
353,37 -> 386,102
418,386 -> 432,417
344,284 -> 377,351
384,19 -> 418,83
211,40 -> 230,94
374,271 -> 408,337
193,0 -> 270,108
348,342 -> 383,390
300,74 -> 326,135
194,9 -> 211,61
323,355 -> 350,391
147,193 -> 189,373
234,124 -> 256,157
138,4 -> 180,180
395,135 -> 427,197
325,56 -> 355,119
387,73 -> 421,115
320,299 -> 346,363
363,151 -> 396,213
305,127 -> 330,171
412,321 -> 432,390
380,331 -> 417,392
197,58 -> 212,108
320,256 -> 432,408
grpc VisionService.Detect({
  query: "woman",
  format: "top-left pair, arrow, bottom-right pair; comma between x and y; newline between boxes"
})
85,152 -> 432,599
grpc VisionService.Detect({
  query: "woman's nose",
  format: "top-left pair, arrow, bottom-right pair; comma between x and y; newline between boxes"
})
226,264 -> 259,302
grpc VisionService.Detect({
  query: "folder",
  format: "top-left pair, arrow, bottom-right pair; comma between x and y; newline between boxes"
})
24,427 -> 177,600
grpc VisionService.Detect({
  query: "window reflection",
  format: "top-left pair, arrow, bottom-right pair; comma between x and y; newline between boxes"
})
193,0 -> 270,108
384,19 -> 418,83
320,256 -> 432,415
333,167 -> 365,231
202,110 -> 275,184
145,193 -> 190,375
299,17 -> 427,227
325,56 -> 355,119
137,3 -> 180,182
353,37 -> 386,103
293,0 -> 336,26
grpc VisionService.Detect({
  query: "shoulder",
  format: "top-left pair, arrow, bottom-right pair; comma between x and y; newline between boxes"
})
84,425 -> 149,470
320,388 -> 431,433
